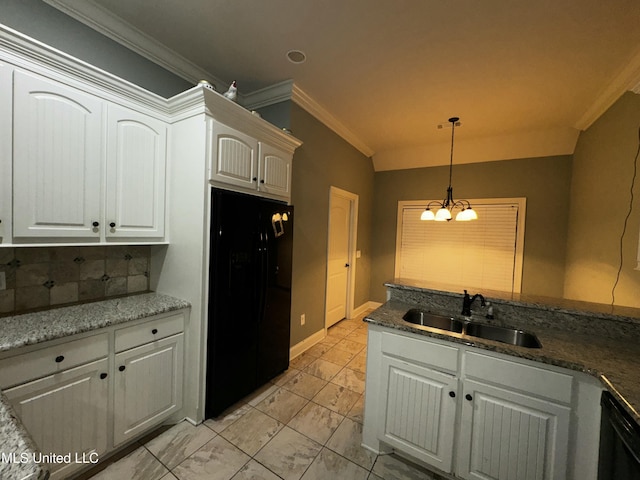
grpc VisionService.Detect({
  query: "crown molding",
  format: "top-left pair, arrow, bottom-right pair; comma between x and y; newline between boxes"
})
42,0 -> 226,90
575,46 -> 640,129
43,0 -> 374,157
291,84 -> 375,157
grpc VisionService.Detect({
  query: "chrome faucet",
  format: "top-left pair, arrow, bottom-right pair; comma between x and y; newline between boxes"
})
461,290 -> 485,317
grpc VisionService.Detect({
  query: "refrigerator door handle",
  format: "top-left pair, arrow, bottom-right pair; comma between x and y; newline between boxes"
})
256,230 -> 268,323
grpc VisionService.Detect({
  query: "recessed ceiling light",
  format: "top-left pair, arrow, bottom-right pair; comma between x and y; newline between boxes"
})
286,50 -> 306,64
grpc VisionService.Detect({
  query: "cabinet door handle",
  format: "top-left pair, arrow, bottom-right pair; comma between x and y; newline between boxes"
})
260,179 -> 265,184
109,222 -> 116,228
252,177 -> 257,182
119,365 -> 126,372
152,328 -> 158,335
100,373 -> 108,380
55,355 -> 64,363
92,221 -> 100,227
449,391 -> 456,398
465,394 -> 473,401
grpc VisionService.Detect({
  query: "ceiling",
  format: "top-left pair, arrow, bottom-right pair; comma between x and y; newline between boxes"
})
46,0 -> 640,169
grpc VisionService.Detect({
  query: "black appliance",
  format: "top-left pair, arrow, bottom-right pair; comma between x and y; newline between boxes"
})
598,391 -> 640,480
205,188 -> 293,418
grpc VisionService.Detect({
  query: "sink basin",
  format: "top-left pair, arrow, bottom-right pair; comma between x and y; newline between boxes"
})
464,322 -> 542,348
402,309 -> 464,333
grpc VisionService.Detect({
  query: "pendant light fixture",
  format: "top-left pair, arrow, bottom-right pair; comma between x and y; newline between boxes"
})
421,117 -> 477,222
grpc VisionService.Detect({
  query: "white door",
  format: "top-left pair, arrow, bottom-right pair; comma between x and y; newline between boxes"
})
0,61 -> 12,242
13,70 -> 103,238
457,379 -> 570,480
105,105 -> 167,238
113,333 -> 184,446
4,358 -> 109,479
210,121 -> 258,191
325,187 -> 357,328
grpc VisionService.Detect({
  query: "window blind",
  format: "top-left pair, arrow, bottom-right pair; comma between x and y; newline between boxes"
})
396,200 -> 524,293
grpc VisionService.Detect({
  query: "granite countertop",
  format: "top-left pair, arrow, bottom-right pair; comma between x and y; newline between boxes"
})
0,292 -> 191,480
366,299 -> 640,424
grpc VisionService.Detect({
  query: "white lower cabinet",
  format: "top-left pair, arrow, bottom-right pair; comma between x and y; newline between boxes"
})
113,333 -> 183,446
363,324 -> 600,480
0,309 -> 187,478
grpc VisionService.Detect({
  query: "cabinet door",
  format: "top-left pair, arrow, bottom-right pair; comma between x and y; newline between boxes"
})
106,105 -> 167,239
113,333 -> 183,446
457,379 -> 570,480
0,62 -> 12,243
210,121 -> 259,191
258,142 -> 292,200
380,355 -> 458,473
13,70 -> 103,238
4,358 -> 109,479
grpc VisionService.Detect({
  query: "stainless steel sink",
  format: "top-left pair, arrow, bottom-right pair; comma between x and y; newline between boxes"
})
464,322 -> 542,348
402,309 -> 464,333
402,309 -> 542,348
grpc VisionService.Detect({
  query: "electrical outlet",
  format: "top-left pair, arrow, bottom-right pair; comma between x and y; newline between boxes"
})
0,272 -> 5,290
300,313 -> 305,326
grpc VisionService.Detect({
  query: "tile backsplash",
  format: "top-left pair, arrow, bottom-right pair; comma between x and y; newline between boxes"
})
0,245 -> 151,315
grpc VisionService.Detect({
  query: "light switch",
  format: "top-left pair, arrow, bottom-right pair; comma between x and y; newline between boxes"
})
356,250 -> 361,258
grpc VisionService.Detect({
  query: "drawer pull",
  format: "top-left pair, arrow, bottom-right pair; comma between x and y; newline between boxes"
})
152,328 -> 158,335
465,394 -> 473,401
118,365 -> 126,372
55,355 -> 64,363
100,373 -> 108,380
449,391 -> 456,398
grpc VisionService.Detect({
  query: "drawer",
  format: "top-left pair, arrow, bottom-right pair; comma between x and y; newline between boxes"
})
381,331 -> 459,373
0,333 -> 109,389
464,351 -> 573,404
115,312 -> 185,353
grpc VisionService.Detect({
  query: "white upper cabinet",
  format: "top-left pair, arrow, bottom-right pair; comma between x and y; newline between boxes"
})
208,117 -> 297,203
0,61 -> 12,243
13,70 -> 103,238
106,105 -> 167,239
258,142 -> 292,199
210,121 -> 259,191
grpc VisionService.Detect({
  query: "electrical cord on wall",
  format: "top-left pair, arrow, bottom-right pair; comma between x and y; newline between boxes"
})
611,126 -> 640,307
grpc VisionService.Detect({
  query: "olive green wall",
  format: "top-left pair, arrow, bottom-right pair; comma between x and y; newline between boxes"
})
289,104 -> 375,346
369,156 -> 573,303
564,92 -> 640,307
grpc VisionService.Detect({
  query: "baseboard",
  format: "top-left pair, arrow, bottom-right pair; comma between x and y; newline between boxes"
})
351,301 -> 382,317
290,328 -> 326,360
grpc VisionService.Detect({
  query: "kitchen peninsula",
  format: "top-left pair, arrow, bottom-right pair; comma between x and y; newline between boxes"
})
362,280 -> 640,480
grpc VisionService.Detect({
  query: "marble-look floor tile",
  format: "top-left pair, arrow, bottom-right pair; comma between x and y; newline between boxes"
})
331,367 -> 366,394
220,407 -> 283,456
371,453 -> 437,480
254,427 -> 322,480
254,387 -> 308,424
230,459 -> 281,480
367,474 -> 384,480
301,448 -> 369,480
282,371 -> 327,399
326,417 -> 376,470
204,402 -> 252,433
346,351 -> 367,374
172,435 -> 250,480
89,446 -> 168,480
160,473 -> 178,480
246,383 -> 280,406
318,335 -> 340,347
306,342 -> 335,357
346,330 -> 369,345
145,422 -> 217,470
347,394 -> 365,423
335,338 -> 366,355
287,402 -> 344,445
320,347 -> 357,367
327,324 -> 353,338
313,382 -> 361,415
272,367 -> 301,386
304,358 -> 343,381
290,351 -> 320,370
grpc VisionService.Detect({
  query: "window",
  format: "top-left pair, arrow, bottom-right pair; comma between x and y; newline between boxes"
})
395,198 -> 526,293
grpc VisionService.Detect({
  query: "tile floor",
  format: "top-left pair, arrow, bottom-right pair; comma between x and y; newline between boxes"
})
82,313 -> 441,480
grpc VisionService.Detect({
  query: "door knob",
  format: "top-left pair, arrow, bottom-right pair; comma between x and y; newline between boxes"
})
345,263 -> 350,267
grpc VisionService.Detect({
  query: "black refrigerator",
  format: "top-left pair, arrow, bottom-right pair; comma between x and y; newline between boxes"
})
205,188 -> 293,418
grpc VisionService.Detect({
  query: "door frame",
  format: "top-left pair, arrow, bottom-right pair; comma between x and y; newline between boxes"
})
325,186 -> 359,330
